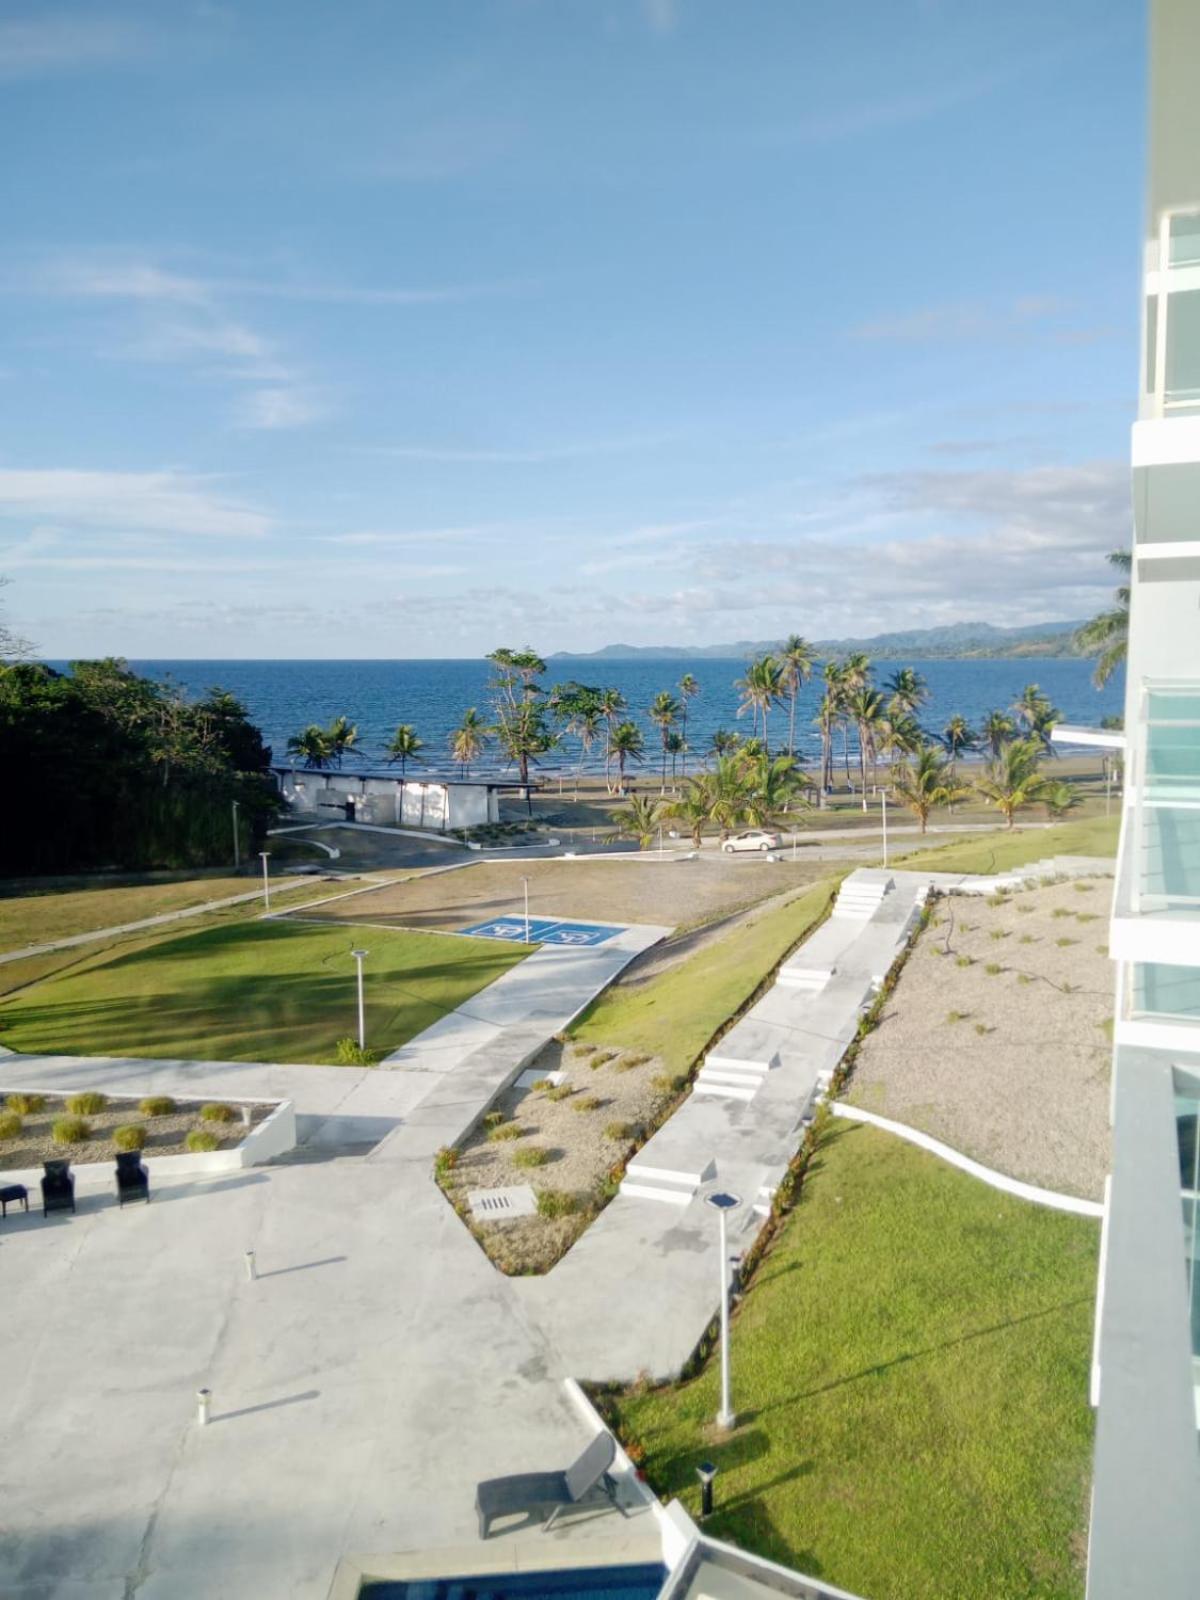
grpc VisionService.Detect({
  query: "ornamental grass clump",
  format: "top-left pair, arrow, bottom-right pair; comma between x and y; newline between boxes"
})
572,1095 -> 603,1113
200,1102 -> 237,1123
113,1125 -> 147,1152
604,1120 -> 635,1141
186,1129 -> 219,1153
334,1036 -> 380,1066
139,1096 -> 176,1117
512,1146 -> 548,1169
0,1110 -> 23,1139
535,1188 -> 579,1219
53,1115 -> 91,1144
66,1091 -> 107,1116
6,1092 -> 45,1115
487,1121 -> 523,1142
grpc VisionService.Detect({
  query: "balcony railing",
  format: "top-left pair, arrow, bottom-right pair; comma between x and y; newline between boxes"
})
1130,682 -> 1200,915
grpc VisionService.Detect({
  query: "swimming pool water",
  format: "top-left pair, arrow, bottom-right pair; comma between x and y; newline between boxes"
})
361,1560 -> 666,1600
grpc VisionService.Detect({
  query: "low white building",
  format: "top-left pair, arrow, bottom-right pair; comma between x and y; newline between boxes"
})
273,768 -> 527,832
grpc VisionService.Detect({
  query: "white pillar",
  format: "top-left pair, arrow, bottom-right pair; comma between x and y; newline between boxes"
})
717,1206 -> 734,1429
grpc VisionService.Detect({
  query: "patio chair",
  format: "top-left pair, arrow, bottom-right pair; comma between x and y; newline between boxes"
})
475,1431 -> 621,1539
114,1151 -> 150,1207
41,1159 -> 75,1217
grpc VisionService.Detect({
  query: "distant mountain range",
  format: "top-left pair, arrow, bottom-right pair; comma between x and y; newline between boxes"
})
549,620 -> 1087,663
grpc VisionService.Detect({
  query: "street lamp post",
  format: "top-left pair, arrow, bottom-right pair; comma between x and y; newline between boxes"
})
521,875 -> 530,944
231,800 -> 241,870
881,788 -> 889,869
705,1190 -> 741,1429
351,948 -> 369,1051
259,851 -> 271,911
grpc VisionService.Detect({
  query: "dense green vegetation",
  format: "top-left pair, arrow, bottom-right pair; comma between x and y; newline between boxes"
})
569,878 -> 837,1073
0,658 -> 280,875
0,919 -> 526,1063
611,1123 -> 1097,1600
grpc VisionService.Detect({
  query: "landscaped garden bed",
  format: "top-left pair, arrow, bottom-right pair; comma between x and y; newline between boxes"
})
599,1120 -> 1098,1600
0,1092 -> 270,1171
846,876 -> 1113,1199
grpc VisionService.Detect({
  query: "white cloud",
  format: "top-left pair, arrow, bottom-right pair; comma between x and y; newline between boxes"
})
852,295 -> 1076,342
0,469 -> 273,539
235,387 -> 326,431
373,432 -> 680,465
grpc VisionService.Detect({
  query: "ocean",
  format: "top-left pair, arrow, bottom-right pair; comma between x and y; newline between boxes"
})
108,657 -> 1124,778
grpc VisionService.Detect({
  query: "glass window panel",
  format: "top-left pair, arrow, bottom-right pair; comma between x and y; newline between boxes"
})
1165,287 -> 1200,403
1168,212 -> 1200,267
1146,294 -> 1158,393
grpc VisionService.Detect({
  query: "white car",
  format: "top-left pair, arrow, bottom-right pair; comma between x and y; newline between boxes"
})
721,830 -> 780,854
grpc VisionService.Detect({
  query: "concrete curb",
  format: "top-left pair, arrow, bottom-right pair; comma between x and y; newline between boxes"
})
831,1101 -> 1105,1218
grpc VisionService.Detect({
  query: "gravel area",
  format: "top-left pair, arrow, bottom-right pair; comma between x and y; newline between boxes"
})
440,1038 -> 682,1273
847,878 -> 1113,1200
0,1094 -> 269,1171
294,854 -> 829,935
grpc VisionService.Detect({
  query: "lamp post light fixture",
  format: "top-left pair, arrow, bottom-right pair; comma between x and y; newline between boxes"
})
705,1190 -> 741,1429
695,1460 -> 718,1520
881,788 -> 889,869
260,850 -> 271,911
351,948 -> 369,1050
521,875 -> 531,945
231,799 -> 241,870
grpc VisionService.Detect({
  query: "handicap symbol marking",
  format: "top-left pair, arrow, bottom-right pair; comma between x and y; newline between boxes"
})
460,916 -> 623,947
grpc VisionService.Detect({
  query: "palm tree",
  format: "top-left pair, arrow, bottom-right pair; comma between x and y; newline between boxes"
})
386,723 -> 424,775
649,690 -> 682,793
662,781 -> 712,847
449,708 -> 487,777
286,724 -> 334,770
1074,549 -> 1130,687
735,655 -> 784,754
1011,684 -> 1062,751
885,666 -> 928,720
665,729 -> 685,785
678,673 -> 700,777
815,661 -> 844,804
742,752 -> 812,830
889,744 -> 969,833
613,792 -> 663,850
706,755 -> 756,839
607,720 -> 645,793
839,653 -> 871,781
596,686 -> 628,794
326,715 -> 358,768
845,684 -> 888,809
973,737 -> 1052,828
981,709 -> 1016,760
549,683 -> 605,797
778,635 -> 816,757
942,713 -> 976,774
708,727 -> 740,764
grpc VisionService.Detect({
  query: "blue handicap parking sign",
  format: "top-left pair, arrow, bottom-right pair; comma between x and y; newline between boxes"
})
460,916 -> 622,947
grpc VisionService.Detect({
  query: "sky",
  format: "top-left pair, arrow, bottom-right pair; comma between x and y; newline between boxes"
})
0,0 -> 1146,660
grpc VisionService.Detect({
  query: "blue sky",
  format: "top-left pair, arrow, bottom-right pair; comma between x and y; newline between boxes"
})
0,0 -> 1144,659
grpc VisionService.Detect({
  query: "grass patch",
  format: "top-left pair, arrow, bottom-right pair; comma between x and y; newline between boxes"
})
0,918 -> 527,1064
609,1124 -> 1096,1600
569,879 -> 837,1075
896,815 -> 1118,877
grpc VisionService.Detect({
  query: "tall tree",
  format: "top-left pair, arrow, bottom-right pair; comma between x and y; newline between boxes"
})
612,792 -> 663,850
814,660 -> 844,803
678,672 -> 700,777
649,690 -> 681,792
889,744 -> 968,834
607,720 -> 645,793
385,723 -> 424,775
596,686 -> 628,794
973,737 -> 1053,828
449,708 -> 487,777
778,635 -> 816,757
549,682 -> 605,796
735,654 -> 784,755
487,647 -> 554,792
1011,684 -> 1062,751
708,727 -> 740,764
1074,548 -> 1131,687
326,715 -> 358,768
981,709 -> 1016,761
846,683 -> 887,809
941,713 -> 976,775
287,725 -> 334,769
885,666 -> 929,721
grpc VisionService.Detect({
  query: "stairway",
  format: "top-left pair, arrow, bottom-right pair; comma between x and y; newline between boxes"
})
620,1153 -> 714,1205
776,961 -> 836,993
834,873 -> 894,919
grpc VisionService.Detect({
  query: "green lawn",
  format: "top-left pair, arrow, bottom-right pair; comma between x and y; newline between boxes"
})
894,814 -> 1119,877
569,878 -> 837,1074
613,1124 -> 1097,1600
0,919 -> 526,1063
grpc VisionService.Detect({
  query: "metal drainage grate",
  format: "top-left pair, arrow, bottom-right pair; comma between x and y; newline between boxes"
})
468,1185 -> 538,1220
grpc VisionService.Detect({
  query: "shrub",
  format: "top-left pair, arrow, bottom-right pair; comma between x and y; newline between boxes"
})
604,1120 -> 635,1141
1073,882 -> 1095,893
989,930 -> 1010,941
53,1115 -> 91,1144
1016,902 -> 1034,913
651,1073 -> 686,1094
66,1092 -> 107,1115
334,1037 -> 380,1066
530,1078 -> 553,1093
590,1051 -> 617,1067
434,1146 -> 459,1176
535,1188 -> 579,1219
573,1043 -> 597,1056
0,1110 -> 23,1139
984,962 -> 1003,976
955,956 -> 973,968
545,1084 -> 574,1102
113,1125 -> 147,1152
1052,908 -> 1073,920
487,1122 -> 523,1142
945,1010 -> 968,1024
512,1146 -> 548,1169
6,1092 -> 45,1115
1018,934 -> 1035,944
186,1129 -> 219,1153
974,1023 -> 991,1036
985,893 -> 1008,908
139,1096 -> 176,1117
1076,912 -> 1100,924
1096,944 -> 1109,957
572,1095 -> 603,1113
200,1102 -> 237,1123
623,1053 -> 651,1067
1055,937 -> 1078,948
483,1110 -> 505,1129
1017,973 -> 1034,985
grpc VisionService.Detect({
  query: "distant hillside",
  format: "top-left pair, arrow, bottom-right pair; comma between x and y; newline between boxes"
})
550,620 -> 1086,663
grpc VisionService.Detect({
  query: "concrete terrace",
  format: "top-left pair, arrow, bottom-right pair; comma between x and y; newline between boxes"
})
0,863 -> 1110,1598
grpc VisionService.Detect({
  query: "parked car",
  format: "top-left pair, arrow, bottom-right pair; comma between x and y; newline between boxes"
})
721,830 -> 780,854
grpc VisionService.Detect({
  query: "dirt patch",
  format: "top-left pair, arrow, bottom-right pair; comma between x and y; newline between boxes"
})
438,1039 -> 685,1272
289,854 -> 829,936
0,1094 -> 270,1171
846,878 -> 1113,1199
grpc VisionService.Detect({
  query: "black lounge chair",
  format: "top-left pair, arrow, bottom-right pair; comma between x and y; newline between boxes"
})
41,1159 -> 75,1217
475,1431 -> 621,1539
115,1151 -> 150,1207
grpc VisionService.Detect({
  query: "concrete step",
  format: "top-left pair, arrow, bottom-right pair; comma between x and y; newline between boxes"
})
619,1177 -> 696,1205
692,1075 -> 759,1102
776,963 -> 835,992
705,1046 -> 776,1075
698,1064 -> 768,1086
625,1155 -> 714,1188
